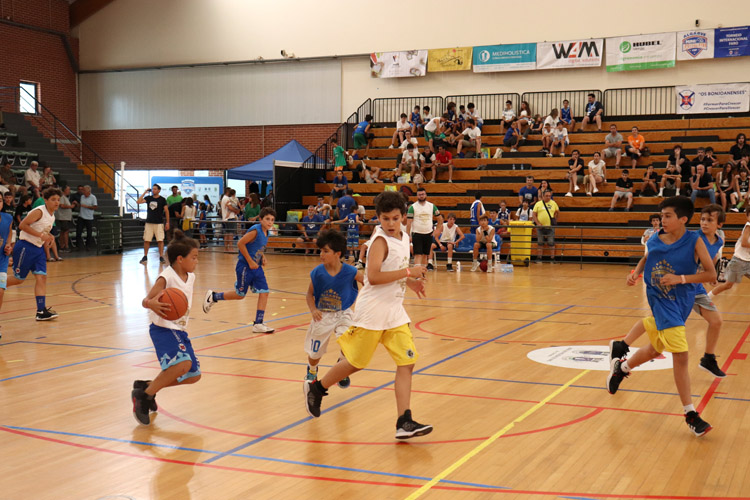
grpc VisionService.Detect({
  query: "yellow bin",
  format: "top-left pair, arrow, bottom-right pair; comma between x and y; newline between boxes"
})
509,221 -> 534,266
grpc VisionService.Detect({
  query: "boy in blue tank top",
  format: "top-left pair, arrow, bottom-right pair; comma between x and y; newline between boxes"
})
607,197 -> 717,437
304,230 -> 364,385
202,207 -> 277,333
0,194 -> 13,339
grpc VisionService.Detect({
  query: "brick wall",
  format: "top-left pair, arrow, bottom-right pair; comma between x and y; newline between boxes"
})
81,124 -> 339,170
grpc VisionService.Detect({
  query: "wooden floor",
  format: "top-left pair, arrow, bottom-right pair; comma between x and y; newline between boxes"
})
1,251 -> 750,500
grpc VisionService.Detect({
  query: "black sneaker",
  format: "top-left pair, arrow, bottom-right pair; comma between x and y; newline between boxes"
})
139,255 -> 148,264
395,410 -> 433,439
609,340 -> 630,362
303,380 -> 327,418
699,355 -> 726,378
446,263 -> 454,272
131,388 -> 153,425
337,376 -> 351,389
606,358 -> 629,395
159,256 -> 166,264
426,263 -> 434,271
685,411 -> 712,437
35,307 -> 59,321
133,380 -> 158,412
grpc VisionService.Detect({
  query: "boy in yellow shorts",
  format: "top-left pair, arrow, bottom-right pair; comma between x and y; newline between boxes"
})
606,196 -> 716,437
303,191 -> 433,439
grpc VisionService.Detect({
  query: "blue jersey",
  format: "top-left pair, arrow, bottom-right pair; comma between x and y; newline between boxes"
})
561,107 -> 572,122
311,263 -> 359,311
695,230 -> 724,295
645,230 -> 700,330
354,120 -> 369,135
346,213 -> 359,235
410,111 -> 421,124
0,212 -> 11,269
470,200 -> 484,226
239,223 -> 268,265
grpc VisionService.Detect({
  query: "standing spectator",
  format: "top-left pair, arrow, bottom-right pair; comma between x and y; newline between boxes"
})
2,191 -> 15,217
409,105 -> 423,136
456,119 -> 481,158
658,163 -> 682,197
335,189 -> 356,223
532,190 -> 559,263
716,164 -> 735,211
40,166 -> 56,189
423,114 -> 446,153
467,102 -> 483,130
503,120 -> 521,153
470,192 -> 485,231
690,164 -> 716,204
518,176 -> 539,205
137,185 -> 169,264
0,161 -> 25,197
198,203 -> 208,247
331,138 -> 347,172
550,121 -> 569,157
626,126 -> 646,168
407,187 -> 442,269
168,198 -> 185,241
434,145 -> 454,183
76,185 -> 97,250
602,125 -> 623,168
609,169 -> 634,211
421,106 -> 433,132
640,164 -> 659,196
565,150 -> 585,196
586,152 -> 607,196
180,197 -> 196,237
353,114 -> 375,160
500,100 -> 516,132
390,113 -> 411,149
560,99 -> 575,132
244,193 -> 261,222
56,185 -> 73,252
297,205 -> 325,254
166,185 -> 182,205
203,194 -> 215,214
14,194 -> 32,232
24,161 -> 41,198
330,170 -> 348,200
728,133 -> 750,169
730,169 -> 749,211
579,93 -> 603,132
515,199 -> 533,221
220,188 -> 240,251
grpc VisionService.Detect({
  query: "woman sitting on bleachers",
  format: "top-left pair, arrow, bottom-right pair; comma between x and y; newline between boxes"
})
41,166 -> 56,189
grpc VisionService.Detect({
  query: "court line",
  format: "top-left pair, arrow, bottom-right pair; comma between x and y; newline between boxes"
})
697,324 -> 750,414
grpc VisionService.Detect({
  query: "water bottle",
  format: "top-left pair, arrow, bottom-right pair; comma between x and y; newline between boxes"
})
456,261 -> 461,272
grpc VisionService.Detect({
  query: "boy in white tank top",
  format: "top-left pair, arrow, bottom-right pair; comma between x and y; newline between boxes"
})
304,191 -> 433,439
709,204 -> 750,298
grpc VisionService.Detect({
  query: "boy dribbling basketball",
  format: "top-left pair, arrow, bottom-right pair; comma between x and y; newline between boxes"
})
303,191 -> 433,439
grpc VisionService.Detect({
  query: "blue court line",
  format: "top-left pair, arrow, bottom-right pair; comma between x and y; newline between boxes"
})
0,350 -> 137,382
3,424 -> 508,490
715,396 -> 750,402
204,305 -> 574,464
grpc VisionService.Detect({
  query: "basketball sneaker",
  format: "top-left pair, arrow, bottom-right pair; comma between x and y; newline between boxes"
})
685,411 -> 712,437
131,388 -> 153,425
446,263 -> 454,272
303,380 -> 327,418
471,261 -> 480,272
36,307 -> 58,321
609,340 -> 630,361
395,410 -> 433,439
133,380 -> 158,412
253,323 -> 275,334
606,358 -> 629,395
203,289 -> 215,313
305,367 -> 317,382
426,263 -> 434,271
139,255 -> 148,264
159,256 -> 166,264
337,376 -> 351,389
699,354 -> 726,378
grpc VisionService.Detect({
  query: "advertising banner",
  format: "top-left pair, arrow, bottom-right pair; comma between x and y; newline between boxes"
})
151,176 -> 224,203
427,47 -> 473,72
536,39 -> 603,69
606,33 -> 676,72
676,83 -> 750,114
676,30 -> 714,60
715,26 -> 750,58
472,43 -> 536,72
370,50 -> 428,78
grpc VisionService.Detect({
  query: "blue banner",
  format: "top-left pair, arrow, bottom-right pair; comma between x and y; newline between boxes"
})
472,43 -> 537,72
715,26 -> 750,58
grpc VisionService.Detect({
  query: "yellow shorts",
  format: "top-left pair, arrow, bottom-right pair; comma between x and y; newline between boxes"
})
336,324 -> 419,369
643,316 -> 688,354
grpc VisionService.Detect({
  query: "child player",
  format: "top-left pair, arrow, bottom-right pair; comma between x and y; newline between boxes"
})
132,230 -> 200,425
430,213 -> 465,272
612,204 -> 727,378
606,197 -> 716,437
0,193 -> 12,338
709,205 -> 750,298
303,191 -> 433,439
304,230 -> 364,386
471,214 -> 496,272
5,187 -> 60,320
203,207 -> 277,333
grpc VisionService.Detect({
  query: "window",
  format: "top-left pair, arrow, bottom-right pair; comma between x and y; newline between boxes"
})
19,81 -> 38,114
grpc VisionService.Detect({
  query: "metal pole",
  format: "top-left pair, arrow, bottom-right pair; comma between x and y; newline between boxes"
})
119,161 -> 126,217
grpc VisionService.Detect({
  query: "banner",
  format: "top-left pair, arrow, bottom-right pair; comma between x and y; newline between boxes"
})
676,30 -> 714,60
536,39 -> 603,69
715,26 -> 750,58
472,43 -> 536,72
428,47 -> 473,72
370,50 -> 427,78
676,83 -> 750,114
606,33 -> 676,72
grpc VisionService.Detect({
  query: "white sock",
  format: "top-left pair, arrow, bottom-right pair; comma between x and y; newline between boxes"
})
676,188 -> 680,196
308,363 -> 318,374
428,259 -> 433,265
447,257 -> 452,263
473,260 -> 478,264
621,361 -> 632,373
707,291 -> 714,299
683,404 -> 695,414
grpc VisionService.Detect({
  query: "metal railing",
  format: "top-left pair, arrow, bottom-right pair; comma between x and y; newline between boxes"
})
372,96 -> 444,124
521,90 -> 602,122
444,93 -> 521,121
603,86 -> 676,117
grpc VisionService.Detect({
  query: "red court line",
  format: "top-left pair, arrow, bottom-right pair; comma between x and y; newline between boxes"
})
697,324 -> 750,414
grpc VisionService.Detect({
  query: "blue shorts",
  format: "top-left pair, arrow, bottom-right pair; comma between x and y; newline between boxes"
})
0,271 -> 6,290
347,230 -> 359,248
12,240 -> 46,280
149,324 -> 200,382
235,260 -> 269,296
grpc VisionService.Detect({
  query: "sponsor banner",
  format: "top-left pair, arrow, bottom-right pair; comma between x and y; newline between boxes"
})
676,30 -> 714,60
527,346 -> 673,372
370,50 -> 427,78
606,33 -> 676,72
676,83 -> 750,114
472,43 -> 536,72
715,26 -> 750,58
537,38 -> 603,69
428,47 -> 473,72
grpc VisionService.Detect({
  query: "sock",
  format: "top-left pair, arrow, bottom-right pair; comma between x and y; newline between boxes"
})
703,352 -> 715,359
36,296 -> 45,312
473,260 -> 478,264
676,188 -> 680,196
683,404 -> 696,414
621,361 -> 632,373
255,310 -> 265,324
447,257 -> 452,264
308,364 -> 318,374
428,258 -> 433,265
707,291 -> 714,299
213,292 -> 224,301
313,379 -> 327,394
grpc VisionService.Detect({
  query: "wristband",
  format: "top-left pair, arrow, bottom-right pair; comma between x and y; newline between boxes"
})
406,268 -> 411,277
681,275 -> 686,284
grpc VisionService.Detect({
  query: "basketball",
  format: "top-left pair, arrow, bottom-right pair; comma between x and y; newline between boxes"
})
479,259 -> 488,272
159,288 -> 189,321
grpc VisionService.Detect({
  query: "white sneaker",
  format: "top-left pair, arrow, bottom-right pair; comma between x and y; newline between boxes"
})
574,185 -> 580,192
675,189 -> 680,196
510,148 -> 518,153
565,192 -> 573,197
203,289 -> 215,313
448,180 -> 453,183
546,153 -> 553,157
486,265 -> 493,273
388,145 -> 395,149
593,187 -> 599,194
429,179 -> 436,183
471,261 -> 480,272
253,323 -> 275,334
560,153 -> 565,157
658,189 -> 664,197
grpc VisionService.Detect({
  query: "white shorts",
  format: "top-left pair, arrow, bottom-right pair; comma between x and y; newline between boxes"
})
604,147 -> 621,158
143,223 -> 165,242
305,308 -> 355,360
614,191 -> 631,200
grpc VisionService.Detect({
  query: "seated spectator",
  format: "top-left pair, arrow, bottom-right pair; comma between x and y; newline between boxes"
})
728,133 -> 750,169
396,143 -> 421,179
517,101 -> 532,141
585,152 -> 607,196
24,160 -> 41,198
691,147 -> 717,175
409,105 -> 423,136
503,120 -> 521,153
737,152 -> 750,177
362,160 -> 383,184
515,199 -> 533,221
0,160 -> 25,197
716,164 -> 735,211
2,191 -> 15,216
457,104 -> 468,131
626,126 -> 646,168
330,170 -> 348,200
658,163 -> 681,197
500,100 -> 516,132
609,169 -> 634,211
467,102 -> 483,130
498,200 -> 511,224
579,93 -> 603,132
518,175 -> 538,205
538,180 -> 554,199
641,214 -> 662,252
560,99 -> 575,132
640,164 -> 659,196
431,213 -> 465,272
456,118 -> 481,158
602,124 -> 623,168
690,164 -> 716,204
532,190 -> 559,263
244,193 -> 261,221
390,113 -> 411,148
444,102 -> 459,134
529,114 -> 544,135
40,166 -> 56,189
540,123 -> 554,154
423,114 -> 446,152
397,130 -> 419,150
666,145 -> 692,192
488,210 -> 502,232
471,215 -> 497,272
315,195 -> 332,219
704,147 -> 719,172
353,114 -> 375,160
550,121 -> 569,157
565,149 -> 585,196
730,168 -> 749,212
433,145 -> 454,183
543,108 -> 559,130
331,138 -> 347,172
297,205 -> 326,254
336,189 -> 356,223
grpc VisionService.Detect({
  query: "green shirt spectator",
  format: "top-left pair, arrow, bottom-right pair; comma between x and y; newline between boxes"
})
166,186 -> 183,205
333,142 -> 346,170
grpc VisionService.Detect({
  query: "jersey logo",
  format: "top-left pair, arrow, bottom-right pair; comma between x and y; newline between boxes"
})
650,259 -> 677,299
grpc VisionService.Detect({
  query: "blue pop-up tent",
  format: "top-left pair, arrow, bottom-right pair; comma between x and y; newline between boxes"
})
227,140 -> 315,181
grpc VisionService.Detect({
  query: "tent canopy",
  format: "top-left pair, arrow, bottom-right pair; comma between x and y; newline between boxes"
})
227,140 -> 314,181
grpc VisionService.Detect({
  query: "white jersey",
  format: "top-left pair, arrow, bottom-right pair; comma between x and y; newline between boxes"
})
409,201 -> 437,235
151,266 -> 195,331
353,226 -> 410,330
734,222 -> 750,261
19,205 -> 55,247
439,222 -> 458,242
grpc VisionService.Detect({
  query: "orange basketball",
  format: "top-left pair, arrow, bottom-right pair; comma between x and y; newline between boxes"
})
159,288 -> 189,321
